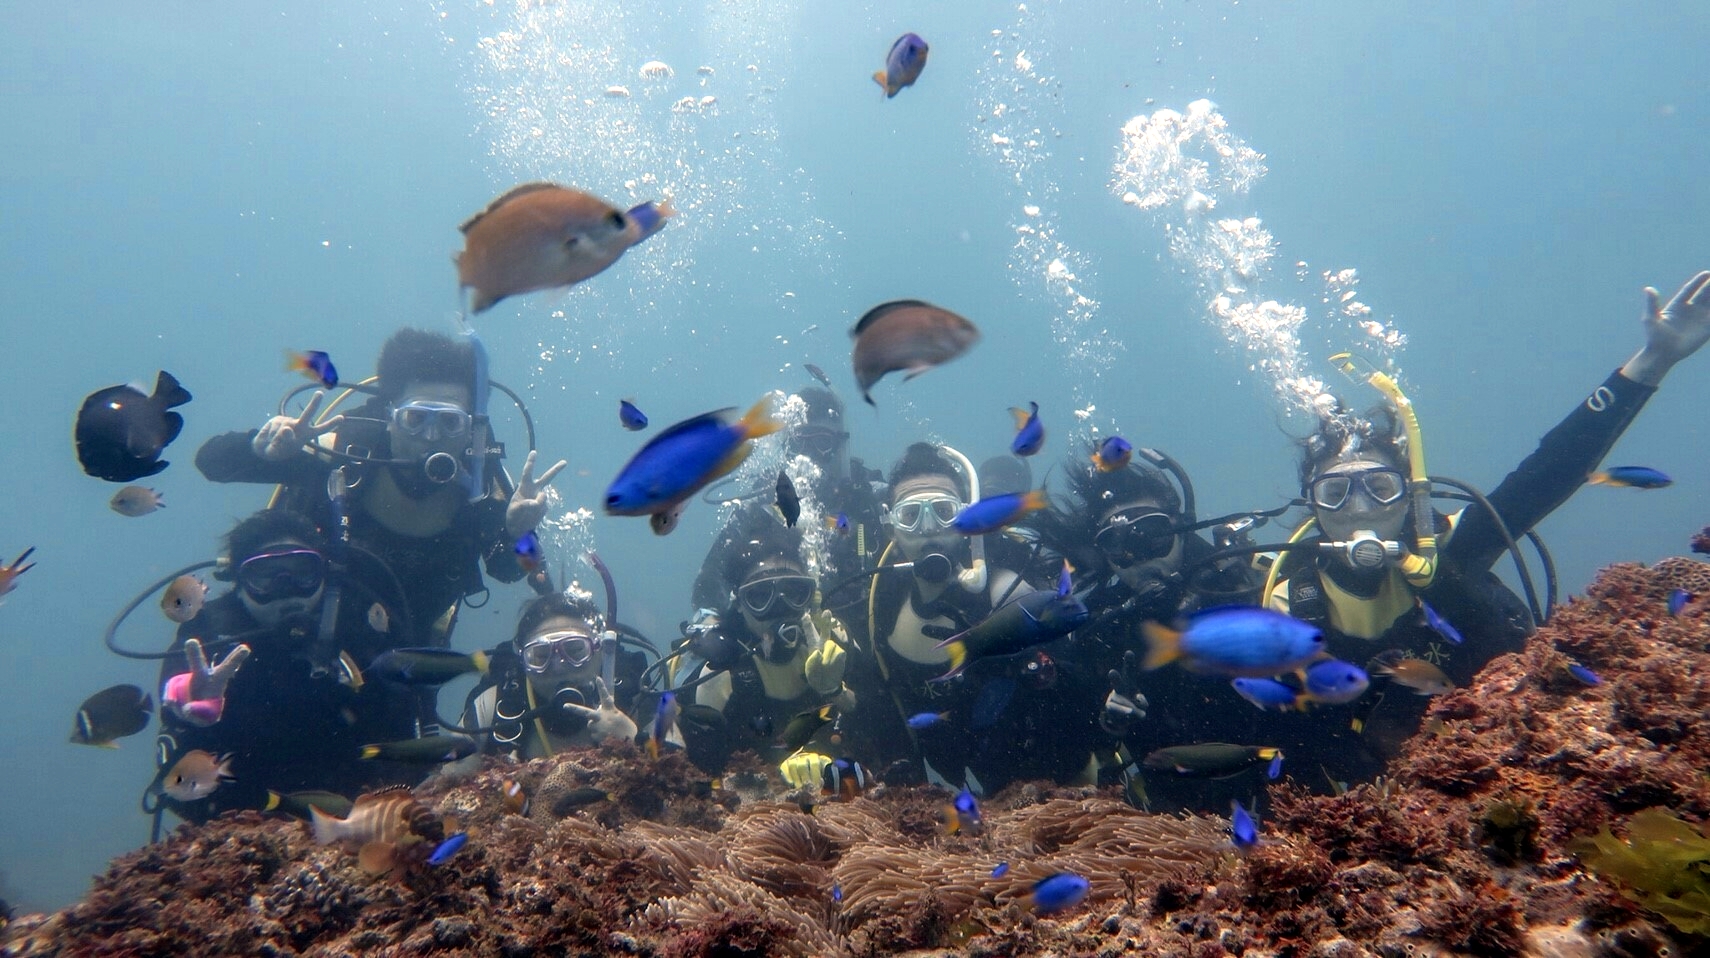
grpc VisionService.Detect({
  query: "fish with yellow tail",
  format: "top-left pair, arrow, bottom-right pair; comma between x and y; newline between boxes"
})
606,399 -> 782,533
456,183 -> 674,313
1142,606 -> 1325,678
931,585 -> 1088,683
310,785 -> 443,876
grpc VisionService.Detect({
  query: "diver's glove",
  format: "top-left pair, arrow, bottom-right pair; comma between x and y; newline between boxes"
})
803,611 -> 850,695
1622,270 -> 1710,386
779,750 -> 835,789
252,391 -> 344,462
1099,650 -> 1149,737
162,638 -> 252,727
563,677 -> 638,745
506,450 -> 569,537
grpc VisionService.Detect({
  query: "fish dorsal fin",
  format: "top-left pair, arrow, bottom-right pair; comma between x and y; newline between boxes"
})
851,299 -> 935,336
353,784 -> 415,808
459,182 -> 566,234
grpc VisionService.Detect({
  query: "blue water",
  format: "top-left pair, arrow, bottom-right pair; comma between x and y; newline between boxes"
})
3,0 -> 1705,914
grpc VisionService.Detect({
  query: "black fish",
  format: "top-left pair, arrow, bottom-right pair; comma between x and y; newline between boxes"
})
776,704 -> 834,752
264,789 -> 354,821
70,684 -> 153,747
368,648 -> 490,686
551,787 -> 611,816
1142,743 -> 1281,779
358,734 -> 477,764
776,470 -> 801,527
804,363 -> 833,389
74,371 -> 192,482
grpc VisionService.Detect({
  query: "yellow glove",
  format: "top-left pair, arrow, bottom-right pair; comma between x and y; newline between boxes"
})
803,611 -> 849,695
779,751 -> 834,789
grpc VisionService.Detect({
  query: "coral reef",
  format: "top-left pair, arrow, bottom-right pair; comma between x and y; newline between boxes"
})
7,558 -> 1710,956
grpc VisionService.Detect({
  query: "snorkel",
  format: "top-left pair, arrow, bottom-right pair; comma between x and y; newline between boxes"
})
588,550 -> 620,694
462,324 -> 492,502
1329,353 -> 1437,589
937,444 -> 987,594
309,465 -> 352,679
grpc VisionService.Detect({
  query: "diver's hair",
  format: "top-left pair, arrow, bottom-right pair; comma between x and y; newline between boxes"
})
797,386 -> 845,427
1027,442 -> 1182,576
376,328 -> 478,404
514,592 -> 604,644
224,509 -> 327,565
887,442 -> 969,501
1297,403 -> 1408,490
718,507 -> 809,590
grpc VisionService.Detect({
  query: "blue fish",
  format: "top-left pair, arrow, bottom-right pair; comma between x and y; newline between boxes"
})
945,787 -> 982,834
427,831 -> 468,866
1266,753 -> 1284,780
618,399 -> 649,431
1028,872 -> 1090,915
1566,663 -> 1602,686
1142,606 -> 1325,678
1669,589 -> 1692,617
1009,402 -> 1044,457
648,691 -> 680,759
1588,466 -> 1672,490
1419,600 -> 1464,645
605,399 -> 782,532
1230,800 -> 1259,850
625,200 -> 675,244
1091,436 -> 1133,472
832,882 -> 843,903
991,862 -> 1010,878
1056,560 -> 1073,598
824,511 -> 850,535
872,32 -> 929,98
949,489 -> 1049,536
906,711 -> 950,730
514,530 -> 544,572
287,350 -> 338,388
933,588 -> 1089,682
1231,677 -> 1301,712
1301,659 -> 1370,705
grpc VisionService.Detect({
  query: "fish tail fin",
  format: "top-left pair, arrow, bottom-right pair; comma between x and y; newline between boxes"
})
309,806 -> 342,844
470,650 -> 489,674
1140,622 -> 1182,670
1010,407 -> 1031,429
738,397 -> 783,441
654,198 -> 677,220
264,791 -> 283,812
646,737 -> 661,759
153,371 -> 192,408
872,70 -> 889,93
928,646 -> 967,684
285,350 -> 308,373
1090,451 -> 1107,471
1021,489 -> 1049,514
359,745 -> 382,760
863,391 -> 876,407
1257,747 -> 1281,761
1587,471 -> 1611,485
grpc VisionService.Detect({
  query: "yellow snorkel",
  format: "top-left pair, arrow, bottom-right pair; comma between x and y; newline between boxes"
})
1328,353 -> 1437,589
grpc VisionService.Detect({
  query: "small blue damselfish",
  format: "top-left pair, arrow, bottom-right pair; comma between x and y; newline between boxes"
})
514,531 -> 543,572
1091,435 -> 1133,472
873,32 -> 929,98
949,490 -> 1048,536
618,399 -> 648,431
1230,800 -> 1259,850
1029,872 -> 1090,915
287,350 -> 338,388
1231,677 -> 1300,712
1419,599 -> 1464,645
1669,589 -> 1692,617
1142,606 -> 1325,678
1009,402 -> 1044,457
1587,466 -> 1672,490
427,832 -> 468,866
1301,659 -> 1370,705
606,399 -> 781,532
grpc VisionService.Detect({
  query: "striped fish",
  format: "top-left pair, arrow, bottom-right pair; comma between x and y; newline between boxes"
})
309,786 -> 437,848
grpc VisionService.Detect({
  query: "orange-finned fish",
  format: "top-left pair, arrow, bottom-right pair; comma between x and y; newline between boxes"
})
1009,402 -> 1044,457
648,691 -> 681,758
501,778 -> 531,816
872,33 -> 929,98
286,350 -> 338,388
0,547 -> 36,597
1091,436 -> 1133,472
160,574 -> 207,624
456,183 -> 674,313
606,399 -> 782,533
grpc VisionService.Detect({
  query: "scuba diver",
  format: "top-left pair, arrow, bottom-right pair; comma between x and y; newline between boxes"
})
457,592 -> 647,760
677,514 -> 852,788
691,384 -> 887,629
840,442 -> 1103,795
1025,443 -> 1271,807
194,327 -> 566,648
150,509 -> 429,824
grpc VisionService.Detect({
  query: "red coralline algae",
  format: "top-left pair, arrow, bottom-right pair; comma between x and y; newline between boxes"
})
7,558 -> 1710,956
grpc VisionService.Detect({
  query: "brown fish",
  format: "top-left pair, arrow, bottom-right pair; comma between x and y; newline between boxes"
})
1369,650 -> 1454,696
310,785 -> 440,847
109,485 -> 164,517
456,183 -> 673,313
160,574 -> 206,624
849,299 -> 980,406
161,749 -> 236,802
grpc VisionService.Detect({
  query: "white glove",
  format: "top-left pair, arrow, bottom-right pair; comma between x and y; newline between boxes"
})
1622,270 -> 1710,386
252,391 -> 343,461
563,677 -> 637,744
506,450 -> 568,537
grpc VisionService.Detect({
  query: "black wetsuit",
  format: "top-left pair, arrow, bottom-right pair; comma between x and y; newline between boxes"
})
153,593 -> 428,824
459,646 -> 648,760
195,403 -> 525,648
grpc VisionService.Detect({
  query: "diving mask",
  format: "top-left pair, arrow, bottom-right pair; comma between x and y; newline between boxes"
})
738,575 -> 815,618
1094,510 -> 1177,568
520,630 -> 595,672
390,401 -> 471,441
888,494 -> 961,533
792,426 -> 848,459
237,549 -> 326,602
1308,468 -> 1406,511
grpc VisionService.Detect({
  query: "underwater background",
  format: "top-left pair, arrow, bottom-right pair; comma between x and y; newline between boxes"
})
1,0 -> 1705,914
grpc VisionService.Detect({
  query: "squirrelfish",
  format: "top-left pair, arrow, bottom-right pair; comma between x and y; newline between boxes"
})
1091,436 -> 1133,472
873,32 -> 929,98
606,399 -> 782,533
1587,466 -> 1672,489
161,749 -> 236,802
1009,402 -> 1044,457
70,684 -> 152,747
160,575 -> 207,624
949,489 -> 1049,536
850,300 -> 979,406
1368,650 -> 1454,696
1142,606 -> 1325,678
932,586 -> 1088,682
456,183 -> 673,313
109,485 -> 164,517
286,350 -> 338,388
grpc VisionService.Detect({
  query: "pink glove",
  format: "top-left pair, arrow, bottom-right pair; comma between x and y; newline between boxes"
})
162,672 -> 225,726
162,639 -> 251,727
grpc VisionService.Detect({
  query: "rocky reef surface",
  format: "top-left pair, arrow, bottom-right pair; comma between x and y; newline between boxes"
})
6,558 -> 1710,957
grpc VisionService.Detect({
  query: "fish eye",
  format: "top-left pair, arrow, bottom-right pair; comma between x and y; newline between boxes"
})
608,211 -> 627,230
